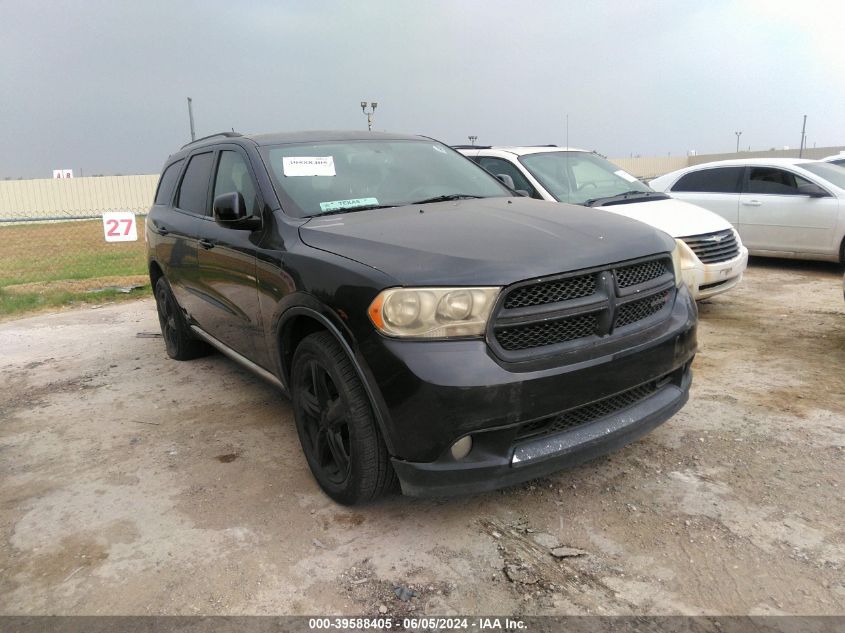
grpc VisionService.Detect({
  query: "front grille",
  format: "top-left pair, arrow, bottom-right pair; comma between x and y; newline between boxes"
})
681,228 -> 740,264
515,376 -> 667,441
504,274 -> 596,309
615,259 -> 668,288
491,256 -> 675,356
615,290 -> 670,328
496,313 -> 598,351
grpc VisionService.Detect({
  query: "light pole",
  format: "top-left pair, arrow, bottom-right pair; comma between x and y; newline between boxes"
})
360,101 -> 378,131
468,135 -> 477,146
734,131 -> 742,154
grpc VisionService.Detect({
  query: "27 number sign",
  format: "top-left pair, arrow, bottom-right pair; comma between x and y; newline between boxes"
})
102,212 -> 138,242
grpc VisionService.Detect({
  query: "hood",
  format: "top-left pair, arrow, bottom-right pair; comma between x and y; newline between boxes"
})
596,197 -> 734,238
299,197 -> 674,286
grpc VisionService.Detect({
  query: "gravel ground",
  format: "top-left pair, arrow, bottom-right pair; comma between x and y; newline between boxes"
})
1,258 -> 843,616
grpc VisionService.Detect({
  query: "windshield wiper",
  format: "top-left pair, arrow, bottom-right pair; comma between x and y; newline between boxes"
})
313,204 -> 397,217
584,191 -> 668,207
410,194 -> 485,204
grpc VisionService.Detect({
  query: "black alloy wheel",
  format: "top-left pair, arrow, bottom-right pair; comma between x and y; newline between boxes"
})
298,359 -> 352,484
291,332 -> 396,504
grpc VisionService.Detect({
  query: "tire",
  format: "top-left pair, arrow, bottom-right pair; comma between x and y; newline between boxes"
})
291,331 -> 396,505
154,277 -> 210,360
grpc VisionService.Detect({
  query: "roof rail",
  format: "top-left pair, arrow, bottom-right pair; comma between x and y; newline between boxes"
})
451,144 -> 492,150
181,131 -> 243,149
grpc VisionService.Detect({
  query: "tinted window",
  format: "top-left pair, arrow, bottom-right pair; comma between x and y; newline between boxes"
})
213,151 -> 260,216
154,159 -> 184,205
477,156 -> 538,197
746,167 -> 811,195
176,152 -> 214,214
672,167 -> 743,193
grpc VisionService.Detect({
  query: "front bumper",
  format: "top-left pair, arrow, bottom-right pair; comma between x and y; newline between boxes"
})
393,366 -> 691,496
359,285 -> 698,496
682,247 -> 748,300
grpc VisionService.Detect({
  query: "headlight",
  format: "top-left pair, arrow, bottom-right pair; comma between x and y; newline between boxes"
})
368,287 -> 501,338
671,242 -> 684,288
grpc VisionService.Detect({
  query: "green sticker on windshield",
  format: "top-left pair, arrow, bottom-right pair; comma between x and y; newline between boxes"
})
319,197 -> 379,212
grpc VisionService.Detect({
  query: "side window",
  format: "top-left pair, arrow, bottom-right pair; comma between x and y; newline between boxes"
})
176,152 -> 214,215
746,167 -> 810,195
478,157 -> 538,197
213,151 -> 260,216
672,167 -> 743,193
154,159 -> 184,205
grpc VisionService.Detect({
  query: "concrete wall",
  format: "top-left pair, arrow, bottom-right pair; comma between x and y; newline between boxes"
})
607,157 -> 689,181
610,145 -> 845,180
0,174 -> 159,221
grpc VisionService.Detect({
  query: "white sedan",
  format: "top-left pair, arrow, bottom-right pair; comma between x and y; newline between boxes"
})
457,145 -> 748,300
650,158 -> 845,263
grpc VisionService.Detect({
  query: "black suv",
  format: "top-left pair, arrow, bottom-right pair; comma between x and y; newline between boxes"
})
146,130 -> 697,504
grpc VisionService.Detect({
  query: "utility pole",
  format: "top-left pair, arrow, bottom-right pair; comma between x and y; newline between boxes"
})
799,115 -> 807,158
468,135 -> 477,146
187,97 -> 196,142
360,101 -> 378,131
565,113 -> 569,148
735,131 -> 742,153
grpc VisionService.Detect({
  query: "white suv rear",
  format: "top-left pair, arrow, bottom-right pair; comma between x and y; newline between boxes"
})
458,146 -> 748,300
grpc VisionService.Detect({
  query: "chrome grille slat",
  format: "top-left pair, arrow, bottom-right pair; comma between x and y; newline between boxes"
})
681,229 -> 740,264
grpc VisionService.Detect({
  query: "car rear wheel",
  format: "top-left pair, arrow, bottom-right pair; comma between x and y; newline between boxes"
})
154,277 -> 210,360
291,331 -> 395,505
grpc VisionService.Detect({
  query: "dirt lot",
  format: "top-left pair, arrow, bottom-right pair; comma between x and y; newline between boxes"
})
1,259 -> 843,617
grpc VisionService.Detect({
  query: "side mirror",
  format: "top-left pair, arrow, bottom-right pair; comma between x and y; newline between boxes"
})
515,189 -> 530,197
212,192 -> 261,230
797,183 -> 829,198
495,173 -> 516,190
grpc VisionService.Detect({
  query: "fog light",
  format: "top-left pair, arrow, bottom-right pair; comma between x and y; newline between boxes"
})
450,435 -> 473,460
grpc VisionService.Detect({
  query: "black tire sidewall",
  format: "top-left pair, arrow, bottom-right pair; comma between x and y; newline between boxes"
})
291,333 -> 381,505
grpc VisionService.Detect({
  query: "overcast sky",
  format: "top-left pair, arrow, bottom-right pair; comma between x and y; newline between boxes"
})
2,0 -> 844,179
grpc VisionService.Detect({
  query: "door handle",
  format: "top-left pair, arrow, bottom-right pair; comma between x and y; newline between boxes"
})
199,238 -> 215,250
156,226 -> 169,235
742,200 -> 762,206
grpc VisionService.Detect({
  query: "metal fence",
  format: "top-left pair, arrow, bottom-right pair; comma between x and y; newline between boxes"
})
0,175 -> 158,290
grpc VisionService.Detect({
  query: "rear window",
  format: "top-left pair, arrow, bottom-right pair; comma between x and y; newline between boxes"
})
176,152 -> 214,215
672,167 -> 744,193
800,162 -> 845,190
154,159 -> 184,205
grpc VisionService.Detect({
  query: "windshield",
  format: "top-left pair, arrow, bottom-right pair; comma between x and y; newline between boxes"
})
519,151 -> 652,205
261,139 -> 511,217
799,162 -> 845,191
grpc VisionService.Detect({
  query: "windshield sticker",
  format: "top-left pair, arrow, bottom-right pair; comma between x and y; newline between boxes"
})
283,156 -> 336,177
614,169 -> 639,183
432,145 -> 447,154
319,197 -> 379,212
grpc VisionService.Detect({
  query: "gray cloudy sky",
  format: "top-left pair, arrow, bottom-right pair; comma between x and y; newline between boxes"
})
2,0 -> 844,178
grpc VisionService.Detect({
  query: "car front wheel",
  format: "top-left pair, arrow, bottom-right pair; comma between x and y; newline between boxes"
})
291,331 -> 396,505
